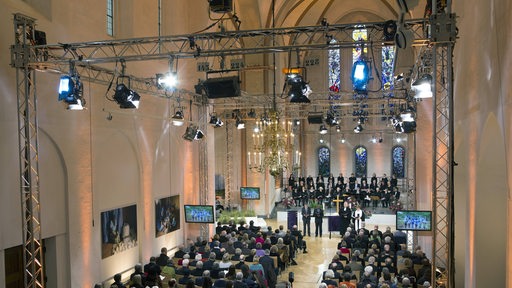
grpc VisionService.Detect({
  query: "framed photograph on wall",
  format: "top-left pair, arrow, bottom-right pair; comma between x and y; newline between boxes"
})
100,204 -> 138,259
155,195 -> 180,237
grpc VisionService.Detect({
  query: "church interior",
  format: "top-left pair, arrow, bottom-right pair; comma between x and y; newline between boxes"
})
0,0 -> 511,287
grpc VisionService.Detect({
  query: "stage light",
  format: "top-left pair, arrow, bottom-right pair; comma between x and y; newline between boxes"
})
236,117 -> 245,129
319,125 -> 328,135
412,74 -> 433,98
209,114 -> 224,128
351,59 -> 370,92
354,124 -> 363,133
182,125 -> 204,141
113,83 -> 140,109
319,138 -> 325,144
400,110 -> 415,122
371,136 -> 377,143
58,75 -> 85,110
287,74 -> 312,103
341,137 -> 346,144
336,125 -> 341,133
326,111 -> 339,126
156,72 -> 178,90
172,109 -> 185,126
294,119 -> 300,126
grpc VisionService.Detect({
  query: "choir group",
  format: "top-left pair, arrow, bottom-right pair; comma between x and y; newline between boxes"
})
284,172 -> 402,210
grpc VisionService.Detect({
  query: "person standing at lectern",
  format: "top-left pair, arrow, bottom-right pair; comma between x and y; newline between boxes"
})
301,204 -> 311,237
339,201 -> 352,235
313,205 -> 324,237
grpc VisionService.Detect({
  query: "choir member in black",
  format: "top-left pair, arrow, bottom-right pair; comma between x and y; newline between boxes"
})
288,174 -> 296,188
306,175 -> 315,189
360,174 -> 367,186
381,189 -> 391,208
301,186 -> 308,206
308,187 -> 316,205
381,173 -> 389,188
316,187 -> 325,203
325,186 -> 333,208
316,174 -> 325,191
339,201 -> 352,235
327,173 -> 335,191
292,187 -> 301,207
370,188 -> 381,208
379,178 -> 388,192
392,187 -> 400,201
370,173 -> 378,185
337,173 -> 345,188
390,174 -> 398,190
359,178 -> 369,204
348,173 -> 357,194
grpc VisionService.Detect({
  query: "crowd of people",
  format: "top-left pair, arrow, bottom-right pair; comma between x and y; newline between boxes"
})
320,224 -> 433,288
106,220 -> 307,288
285,172 -> 402,210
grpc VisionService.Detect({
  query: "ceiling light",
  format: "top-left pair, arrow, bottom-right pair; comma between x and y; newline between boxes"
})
236,118 -> 245,129
156,72 -> 178,90
209,114 -> 224,128
58,75 -> 85,110
336,125 -> 341,133
412,74 -> 433,98
351,59 -> 370,92
319,125 -> 328,135
341,137 -> 346,144
182,125 -> 204,141
354,124 -> 363,133
172,110 -> 185,126
114,83 -> 140,109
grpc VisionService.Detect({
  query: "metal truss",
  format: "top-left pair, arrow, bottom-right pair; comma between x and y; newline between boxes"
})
406,133 -> 417,251
27,19 -> 430,67
224,121 -> 234,209
198,99 -> 210,240
431,11 -> 456,288
12,13 -> 45,288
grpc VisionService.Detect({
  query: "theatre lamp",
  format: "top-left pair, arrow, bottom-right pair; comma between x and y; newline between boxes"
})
412,74 -> 433,98
172,109 -> 185,126
351,59 -> 370,92
58,75 -> 85,110
113,83 -> 140,109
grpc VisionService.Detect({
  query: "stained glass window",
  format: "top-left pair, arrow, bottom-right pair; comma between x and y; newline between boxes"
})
352,28 -> 368,63
382,46 -> 396,95
392,145 -> 406,178
318,147 -> 330,177
328,39 -> 341,93
354,146 -> 368,178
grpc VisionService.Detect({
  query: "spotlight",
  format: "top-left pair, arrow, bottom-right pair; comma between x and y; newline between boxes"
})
209,114 -> 224,128
379,135 -> 383,143
156,72 -> 178,90
351,59 -> 370,92
319,125 -> 328,135
336,125 -> 341,133
58,75 -> 85,110
354,124 -> 363,133
114,83 -> 140,109
182,125 -> 204,141
319,138 -> 325,144
172,109 -> 185,126
236,118 -> 245,129
294,119 -> 300,126
326,111 -> 339,126
287,74 -> 312,103
371,136 -> 377,143
400,109 -> 415,122
341,137 -> 346,144
412,74 -> 433,98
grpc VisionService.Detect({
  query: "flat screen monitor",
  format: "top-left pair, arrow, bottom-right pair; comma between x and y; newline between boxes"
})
396,210 -> 432,231
240,187 -> 260,200
184,205 -> 215,223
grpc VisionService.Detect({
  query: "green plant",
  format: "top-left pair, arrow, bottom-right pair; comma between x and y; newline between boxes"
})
216,209 -> 256,224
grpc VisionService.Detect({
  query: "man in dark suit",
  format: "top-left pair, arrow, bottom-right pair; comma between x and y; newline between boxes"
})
339,201 -> 352,235
313,206 -> 324,237
301,204 -> 311,236
259,250 -> 277,288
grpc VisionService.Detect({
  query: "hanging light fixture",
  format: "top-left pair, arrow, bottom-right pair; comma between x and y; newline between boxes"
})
171,108 -> 185,126
319,125 -> 328,135
58,75 -> 85,110
412,74 -> 433,98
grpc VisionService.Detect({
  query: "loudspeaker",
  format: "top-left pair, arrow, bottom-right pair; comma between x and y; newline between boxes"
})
202,76 -> 241,99
307,113 -> 324,124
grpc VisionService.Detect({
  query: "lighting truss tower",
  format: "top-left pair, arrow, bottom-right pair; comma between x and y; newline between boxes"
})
198,100 -> 210,240
431,6 -> 457,288
11,13 -> 45,288
224,121 -> 233,209
406,133 -> 417,251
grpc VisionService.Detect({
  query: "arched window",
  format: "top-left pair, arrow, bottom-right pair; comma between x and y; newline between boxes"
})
354,145 -> 368,178
392,145 -> 406,178
318,147 -> 330,177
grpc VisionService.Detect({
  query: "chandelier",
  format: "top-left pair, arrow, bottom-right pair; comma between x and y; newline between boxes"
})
248,110 -> 300,177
